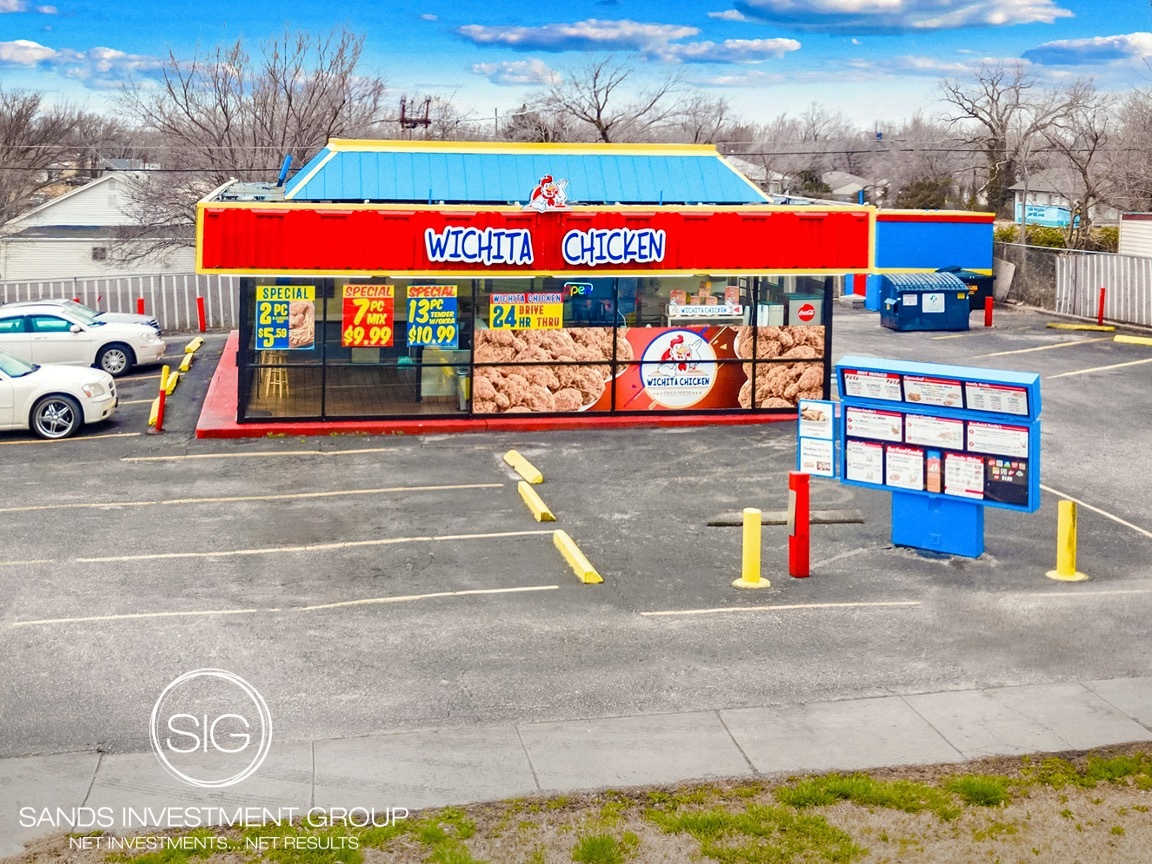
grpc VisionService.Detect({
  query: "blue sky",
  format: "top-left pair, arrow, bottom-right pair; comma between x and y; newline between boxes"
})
1,0 -> 1150,128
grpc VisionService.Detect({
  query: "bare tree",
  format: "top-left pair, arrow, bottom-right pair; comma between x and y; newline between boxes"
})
530,56 -> 683,143
0,89 -> 90,229
939,62 -> 1067,217
1040,80 -> 1118,248
1112,88 -> 1152,212
116,29 -> 390,258
499,103 -> 573,143
666,94 -> 739,144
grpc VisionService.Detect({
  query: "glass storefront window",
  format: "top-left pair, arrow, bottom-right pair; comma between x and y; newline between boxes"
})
237,272 -> 833,422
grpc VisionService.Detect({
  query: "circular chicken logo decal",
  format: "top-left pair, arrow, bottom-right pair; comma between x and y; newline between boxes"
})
639,330 -> 717,408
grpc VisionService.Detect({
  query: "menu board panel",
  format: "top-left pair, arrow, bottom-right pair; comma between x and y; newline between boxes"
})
944,453 -> 985,499
885,445 -> 924,491
903,375 -> 963,409
845,407 -> 903,442
905,414 -> 964,449
845,440 -> 884,485
798,399 -> 835,440
842,369 -> 903,402
985,458 -> 1030,506
799,437 -> 836,478
965,381 -> 1029,416
967,422 -> 1029,458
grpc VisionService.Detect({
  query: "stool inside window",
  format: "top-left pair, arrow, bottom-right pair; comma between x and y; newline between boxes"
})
259,351 -> 289,398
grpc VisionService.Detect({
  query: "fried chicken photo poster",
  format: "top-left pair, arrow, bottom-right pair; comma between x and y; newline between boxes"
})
472,325 -> 825,413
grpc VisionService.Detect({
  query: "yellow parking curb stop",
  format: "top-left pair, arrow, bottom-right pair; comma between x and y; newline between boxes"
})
518,481 -> 556,522
504,450 -> 544,484
553,530 -> 602,584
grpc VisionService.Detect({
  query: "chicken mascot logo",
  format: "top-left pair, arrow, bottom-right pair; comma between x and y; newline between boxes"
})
640,329 -> 717,408
523,175 -> 570,212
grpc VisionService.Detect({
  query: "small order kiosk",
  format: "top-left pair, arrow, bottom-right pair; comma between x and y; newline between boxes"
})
799,355 -> 1041,557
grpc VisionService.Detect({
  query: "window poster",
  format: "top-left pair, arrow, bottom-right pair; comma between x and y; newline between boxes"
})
341,284 -> 394,348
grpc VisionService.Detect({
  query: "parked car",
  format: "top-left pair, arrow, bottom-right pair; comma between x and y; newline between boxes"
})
1,297 -> 162,334
0,349 -> 117,439
0,304 -> 166,377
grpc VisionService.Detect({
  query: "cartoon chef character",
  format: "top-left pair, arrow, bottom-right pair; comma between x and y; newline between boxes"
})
523,175 -> 569,212
659,333 -> 697,371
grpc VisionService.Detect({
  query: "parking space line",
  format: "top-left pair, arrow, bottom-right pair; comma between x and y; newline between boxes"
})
0,483 -> 505,514
123,447 -> 402,462
8,585 -> 559,628
0,559 -> 52,567
73,529 -> 556,564
1046,357 -> 1152,379
970,337 -> 1112,359
931,333 -> 970,340
0,432 -> 140,446
1024,588 -> 1152,599
641,600 -> 921,617
1041,484 -> 1152,540
118,399 -> 154,406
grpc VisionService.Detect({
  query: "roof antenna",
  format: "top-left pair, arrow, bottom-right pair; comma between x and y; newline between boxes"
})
276,154 -> 293,187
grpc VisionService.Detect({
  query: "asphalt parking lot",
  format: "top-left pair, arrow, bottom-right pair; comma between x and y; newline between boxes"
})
1,303 -> 1151,762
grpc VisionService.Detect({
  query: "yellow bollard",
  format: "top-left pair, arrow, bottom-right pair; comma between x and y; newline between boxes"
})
159,365 -> 170,392
1046,500 -> 1089,582
733,507 -> 770,589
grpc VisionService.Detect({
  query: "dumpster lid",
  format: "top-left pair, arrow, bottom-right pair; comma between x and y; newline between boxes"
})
936,266 -> 994,282
881,272 -> 967,292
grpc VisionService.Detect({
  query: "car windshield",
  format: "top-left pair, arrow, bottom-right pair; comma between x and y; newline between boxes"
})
0,349 -> 37,377
61,304 -> 99,324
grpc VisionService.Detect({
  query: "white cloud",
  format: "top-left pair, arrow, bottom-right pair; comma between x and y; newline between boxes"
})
459,17 -> 800,65
0,39 -> 162,86
0,39 -> 54,64
663,37 -> 800,63
458,18 -> 698,52
472,59 -> 560,85
0,0 -> 27,11
708,9 -> 750,20
1023,32 -> 1152,66
734,0 -> 1073,32
36,4 -> 56,12
421,13 -> 437,21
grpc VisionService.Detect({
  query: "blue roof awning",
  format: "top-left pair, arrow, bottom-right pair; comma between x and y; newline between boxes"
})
284,140 -> 769,206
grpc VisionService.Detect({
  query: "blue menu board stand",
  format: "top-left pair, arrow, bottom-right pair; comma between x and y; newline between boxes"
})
836,356 -> 1041,558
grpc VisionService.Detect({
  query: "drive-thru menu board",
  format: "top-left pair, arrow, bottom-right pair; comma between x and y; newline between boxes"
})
835,356 -> 1041,512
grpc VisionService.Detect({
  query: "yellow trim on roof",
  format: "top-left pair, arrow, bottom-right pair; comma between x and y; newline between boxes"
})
199,199 -> 874,216
879,209 -> 997,219
323,138 -> 723,157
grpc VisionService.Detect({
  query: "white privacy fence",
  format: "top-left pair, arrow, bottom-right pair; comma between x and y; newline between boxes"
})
0,273 -> 242,332
1055,251 -> 1152,328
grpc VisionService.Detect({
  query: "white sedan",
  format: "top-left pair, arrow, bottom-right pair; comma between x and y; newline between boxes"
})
0,349 -> 118,439
0,304 -> 166,377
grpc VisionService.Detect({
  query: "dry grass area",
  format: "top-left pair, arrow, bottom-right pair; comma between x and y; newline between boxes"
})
8,744 -> 1152,864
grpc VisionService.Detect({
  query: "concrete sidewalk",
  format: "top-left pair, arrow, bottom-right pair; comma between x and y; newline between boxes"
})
4,676 -> 1152,857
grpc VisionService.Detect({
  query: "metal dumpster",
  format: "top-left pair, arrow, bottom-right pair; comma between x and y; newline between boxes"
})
879,273 -> 970,332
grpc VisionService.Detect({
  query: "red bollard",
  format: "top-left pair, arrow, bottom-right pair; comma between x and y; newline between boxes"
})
788,471 -> 810,578
136,298 -> 145,315
983,296 -> 994,328
1097,287 -> 1106,326
196,296 -> 207,333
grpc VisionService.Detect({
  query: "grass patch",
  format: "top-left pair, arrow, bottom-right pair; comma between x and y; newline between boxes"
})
650,803 -> 866,863
773,773 -> 961,820
570,831 -> 638,864
947,774 -> 1012,807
